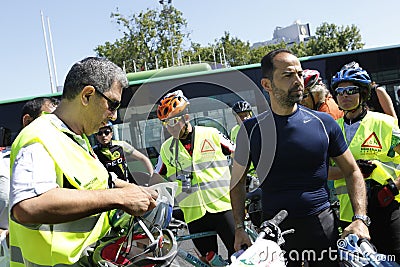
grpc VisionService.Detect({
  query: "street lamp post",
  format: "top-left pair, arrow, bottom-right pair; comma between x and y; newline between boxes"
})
159,0 -> 174,66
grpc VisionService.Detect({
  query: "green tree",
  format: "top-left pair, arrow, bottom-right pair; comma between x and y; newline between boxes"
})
291,22 -> 364,57
95,6 -> 190,72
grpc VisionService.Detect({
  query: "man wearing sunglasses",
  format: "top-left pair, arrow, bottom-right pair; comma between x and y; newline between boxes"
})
93,122 -> 154,184
301,69 -> 343,120
8,57 -> 158,267
329,63 -> 400,263
152,90 -> 236,264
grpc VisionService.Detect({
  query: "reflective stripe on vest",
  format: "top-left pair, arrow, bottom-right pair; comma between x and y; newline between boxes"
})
175,179 -> 230,202
9,115 -> 111,266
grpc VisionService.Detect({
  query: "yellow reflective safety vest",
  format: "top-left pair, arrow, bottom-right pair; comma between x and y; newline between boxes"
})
160,126 -> 231,223
230,124 -> 240,144
334,111 -> 400,222
9,114 -> 111,267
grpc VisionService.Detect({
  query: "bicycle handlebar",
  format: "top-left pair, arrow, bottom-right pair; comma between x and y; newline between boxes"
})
268,210 -> 288,226
259,209 -> 288,229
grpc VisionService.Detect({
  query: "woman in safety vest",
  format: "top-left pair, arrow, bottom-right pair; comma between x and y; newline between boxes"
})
328,62 -> 400,262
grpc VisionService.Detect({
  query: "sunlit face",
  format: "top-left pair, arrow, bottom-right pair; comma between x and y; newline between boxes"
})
88,83 -> 122,135
269,53 -> 304,108
163,115 -> 188,138
335,82 -> 360,111
95,126 -> 113,145
235,111 -> 252,124
41,100 -> 58,113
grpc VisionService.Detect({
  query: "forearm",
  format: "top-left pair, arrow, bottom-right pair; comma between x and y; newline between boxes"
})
12,187 -> 121,224
328,166 -> 344,180
142,159 -> 154,176
230,160 -> 248,226
13,183 -> 158,224
230,176 -> 247,226
345,169 -> 367,216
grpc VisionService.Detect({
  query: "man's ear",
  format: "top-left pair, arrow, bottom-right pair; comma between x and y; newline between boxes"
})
261,78 -> 272,94
81,86 -> 95,106
22,114 -> 33,128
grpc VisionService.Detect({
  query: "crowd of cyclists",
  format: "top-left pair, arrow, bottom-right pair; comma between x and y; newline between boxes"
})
1,49 -> 400,266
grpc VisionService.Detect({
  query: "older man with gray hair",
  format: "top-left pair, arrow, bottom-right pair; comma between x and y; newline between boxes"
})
301,69 -> 343,120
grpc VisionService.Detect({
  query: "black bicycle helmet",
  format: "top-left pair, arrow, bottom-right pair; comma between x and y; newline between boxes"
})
232,100 -> 252,114
331,62 -> 372,103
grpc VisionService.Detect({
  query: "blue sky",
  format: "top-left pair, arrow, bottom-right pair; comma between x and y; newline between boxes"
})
1,0 -> 399,101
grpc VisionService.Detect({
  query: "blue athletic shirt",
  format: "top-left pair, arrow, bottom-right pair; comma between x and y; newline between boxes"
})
235,105 -> 348,218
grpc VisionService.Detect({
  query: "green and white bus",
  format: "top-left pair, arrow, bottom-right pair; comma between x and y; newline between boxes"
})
2,44 -> 400,172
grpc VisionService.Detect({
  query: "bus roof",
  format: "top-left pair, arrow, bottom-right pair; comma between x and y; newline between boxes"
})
2,43 -> 400,104
0,91 -> 62,105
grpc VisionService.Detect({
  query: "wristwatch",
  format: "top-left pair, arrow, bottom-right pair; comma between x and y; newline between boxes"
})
352,214 -> 371,227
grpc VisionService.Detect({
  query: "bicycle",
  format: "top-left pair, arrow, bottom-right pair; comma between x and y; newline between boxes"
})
337,234 -> 400,267
167,217 -> 224,267
230,210 -> 294,267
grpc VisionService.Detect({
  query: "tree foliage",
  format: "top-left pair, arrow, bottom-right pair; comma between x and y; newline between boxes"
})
95,7 -> 365,70
95,6 -> 190,72
291,22 -> 364,57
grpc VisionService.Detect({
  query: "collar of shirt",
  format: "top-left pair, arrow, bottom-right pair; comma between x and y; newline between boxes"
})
46,114 -> 94,156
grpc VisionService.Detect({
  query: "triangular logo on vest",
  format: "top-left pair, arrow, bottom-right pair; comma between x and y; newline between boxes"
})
361,132 -> 382,149
201,139 -> 215,152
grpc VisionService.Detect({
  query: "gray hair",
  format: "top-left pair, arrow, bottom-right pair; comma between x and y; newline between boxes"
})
62,57 -> 128,100
309,83 -> 329,103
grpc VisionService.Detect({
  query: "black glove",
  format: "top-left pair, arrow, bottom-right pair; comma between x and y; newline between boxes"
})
356,159 -> 377,178
370,179 -> 399,208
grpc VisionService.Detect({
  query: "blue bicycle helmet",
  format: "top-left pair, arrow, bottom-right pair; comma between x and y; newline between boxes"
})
331,62 -> 372,103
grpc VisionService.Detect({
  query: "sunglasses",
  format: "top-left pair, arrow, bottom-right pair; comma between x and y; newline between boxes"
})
335,86 -> 360,96
162,116 -> 183,127
96,129 -> 112,136
93,86 -> 121,111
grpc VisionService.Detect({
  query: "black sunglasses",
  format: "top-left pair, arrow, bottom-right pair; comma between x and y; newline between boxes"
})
96,129 -> 112,136
335,86 -> 360,96
93,86 -> 121,111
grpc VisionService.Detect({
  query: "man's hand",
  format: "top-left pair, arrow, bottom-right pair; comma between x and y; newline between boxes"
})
234,228 -> 252,252
341,220 -> 370,240
119,183 -> 158,216
356,159 -> 377,178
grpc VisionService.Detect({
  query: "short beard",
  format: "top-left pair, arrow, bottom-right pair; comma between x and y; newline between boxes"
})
271,81 -> 301,108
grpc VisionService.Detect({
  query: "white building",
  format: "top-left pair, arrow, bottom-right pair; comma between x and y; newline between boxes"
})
252,20 -> 312,49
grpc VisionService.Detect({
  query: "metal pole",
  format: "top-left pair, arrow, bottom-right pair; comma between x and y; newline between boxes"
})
47,16 -> 59,89
40,11 -> 55,93
161,1 -> 174,66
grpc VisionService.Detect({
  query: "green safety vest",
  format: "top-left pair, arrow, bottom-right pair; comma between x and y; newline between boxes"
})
9,115 -> 111,267
160,126 -> 231,223
334,111 -> 400,222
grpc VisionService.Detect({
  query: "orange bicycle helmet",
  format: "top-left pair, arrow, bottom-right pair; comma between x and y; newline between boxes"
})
157,90 -> 189,121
